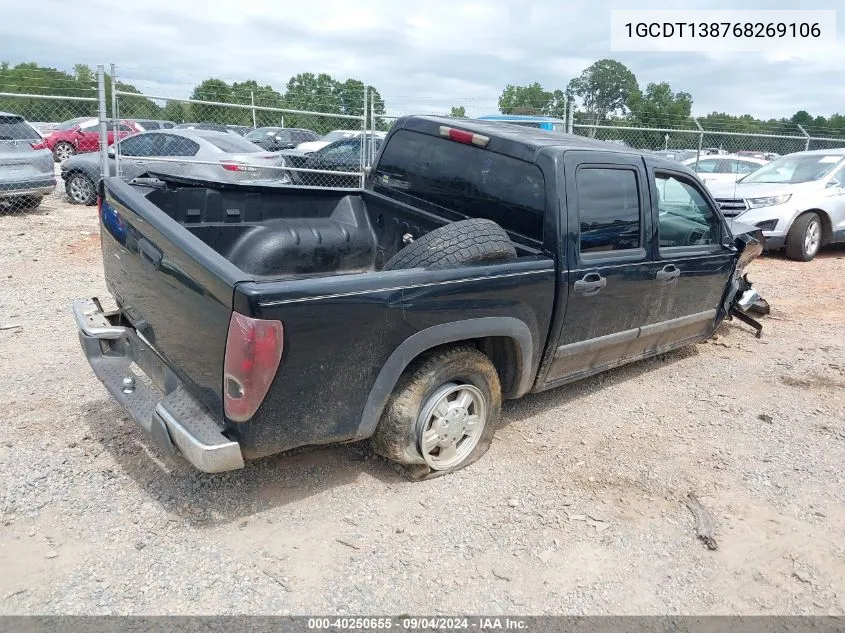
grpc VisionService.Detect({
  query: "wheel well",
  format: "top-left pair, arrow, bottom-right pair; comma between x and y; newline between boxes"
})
799,209 -> 833,245
476,336 -> 521,399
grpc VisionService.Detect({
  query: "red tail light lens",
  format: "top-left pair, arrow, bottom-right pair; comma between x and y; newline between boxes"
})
220,161 -> 258,172
223,312 -> 284,422
31,141 -> 47,150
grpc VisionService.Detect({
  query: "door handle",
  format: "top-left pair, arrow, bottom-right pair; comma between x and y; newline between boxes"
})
656,264 -> 681,282
574,272 -> 607,296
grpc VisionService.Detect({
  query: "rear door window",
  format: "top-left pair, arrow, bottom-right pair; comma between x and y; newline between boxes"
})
575,167 -> 641,253
374,129 -> 545,241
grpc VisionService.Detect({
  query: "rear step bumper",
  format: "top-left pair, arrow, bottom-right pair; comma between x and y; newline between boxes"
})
73,298 -> 244,474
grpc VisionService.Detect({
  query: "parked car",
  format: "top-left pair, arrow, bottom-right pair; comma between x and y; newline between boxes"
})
33,117 -> 142,162
709,149 -> 845,261
74,115 -> 764,478
60,129 -> 287,205
245,127 -> 319,151
651,149 -> 699,163
682,154 -> 768,186
296,129 -> 385,153
225,125 -> 253,136
280,136 -> 383,186
0,112 -> 55,210
135,120 -> 176,131
175,122 -> 240,135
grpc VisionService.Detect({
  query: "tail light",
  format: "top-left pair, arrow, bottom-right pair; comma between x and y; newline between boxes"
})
220,161 -> 258,172
223,312 -> 284,422
31,141 -> 47,150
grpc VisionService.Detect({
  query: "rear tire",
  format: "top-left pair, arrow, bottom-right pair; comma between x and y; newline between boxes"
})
785,212 -> 822,261
370,345 -> 501,480
382,218 -> 517,271
53,142 -> 75,162
66,173 -> 97,205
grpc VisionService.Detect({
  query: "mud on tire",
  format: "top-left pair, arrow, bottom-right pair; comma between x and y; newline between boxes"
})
370,345 -> 501,480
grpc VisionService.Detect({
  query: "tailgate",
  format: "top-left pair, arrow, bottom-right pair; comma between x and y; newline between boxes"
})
99,177 -> 249,417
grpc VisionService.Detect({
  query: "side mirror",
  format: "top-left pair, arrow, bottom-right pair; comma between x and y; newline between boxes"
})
825,179 -> 841,188
107,147 -> 116,158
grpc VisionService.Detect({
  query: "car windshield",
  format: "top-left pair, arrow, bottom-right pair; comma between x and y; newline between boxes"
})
245,127 -> 280,141
205,135 -> 262,153
56,117 -> 91,131
0,115 -> 40,140
741,154 -> 844,184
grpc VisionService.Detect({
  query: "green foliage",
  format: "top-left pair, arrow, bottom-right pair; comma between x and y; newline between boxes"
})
498,82 -> 551,115
566,59 -> 638,125
450,106 -> 466,118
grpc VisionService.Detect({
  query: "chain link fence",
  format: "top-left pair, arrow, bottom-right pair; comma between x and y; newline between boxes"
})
2,63 -> 845,215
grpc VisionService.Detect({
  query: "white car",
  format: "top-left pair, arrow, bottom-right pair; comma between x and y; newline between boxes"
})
683,154 -> 768,186
709,149 -> 845,261
297,130 -> 386,153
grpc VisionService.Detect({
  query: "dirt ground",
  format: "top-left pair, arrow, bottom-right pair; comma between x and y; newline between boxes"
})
0,194 -> 843,615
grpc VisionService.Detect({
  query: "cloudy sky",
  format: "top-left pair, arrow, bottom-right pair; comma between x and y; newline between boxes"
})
3,0 -> 844,121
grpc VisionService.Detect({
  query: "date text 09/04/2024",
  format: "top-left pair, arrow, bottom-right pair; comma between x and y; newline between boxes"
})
307,618 -> 528,630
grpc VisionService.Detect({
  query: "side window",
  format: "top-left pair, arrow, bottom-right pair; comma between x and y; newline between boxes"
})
575,167 -> 641,254
118,124 -> 134,132
79,122 -> 99,133
159,135 -> 200,157
655,173 -> 721,248
119,134 -> 159,157
694,159 -> 720,173
735,161 -> 760,175
374,129 -> 545,241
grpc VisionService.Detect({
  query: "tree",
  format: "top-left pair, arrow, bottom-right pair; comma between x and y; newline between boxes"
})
566,59 -> 638,126
545,90 -> 567,119
627,82 -> 692,127
450,106 -> 466,118
498,82 -> 551,115
161,100 -> 189,124
190,78 -> 238,124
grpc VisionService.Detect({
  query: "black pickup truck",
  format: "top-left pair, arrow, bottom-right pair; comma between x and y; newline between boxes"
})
73,115 -> 763,479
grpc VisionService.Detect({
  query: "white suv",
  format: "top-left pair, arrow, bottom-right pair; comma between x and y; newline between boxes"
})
709,150 -> 845,261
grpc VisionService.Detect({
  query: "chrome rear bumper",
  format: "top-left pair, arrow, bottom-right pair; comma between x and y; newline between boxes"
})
73,298 -> 244,473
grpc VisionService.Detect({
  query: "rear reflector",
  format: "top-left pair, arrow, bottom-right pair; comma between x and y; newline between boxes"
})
439,126 -> 489,147
223,312 -> 284,423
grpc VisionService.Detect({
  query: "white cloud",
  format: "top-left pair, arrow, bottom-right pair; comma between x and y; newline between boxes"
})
1,0 -> 843,120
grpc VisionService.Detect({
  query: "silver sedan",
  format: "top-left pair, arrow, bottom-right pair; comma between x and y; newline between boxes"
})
61,128 -> 289,205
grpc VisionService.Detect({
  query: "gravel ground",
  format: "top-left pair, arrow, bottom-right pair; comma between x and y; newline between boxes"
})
1,193 -> 843,615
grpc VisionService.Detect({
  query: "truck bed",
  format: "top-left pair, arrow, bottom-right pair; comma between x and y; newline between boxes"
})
133,179 -> 536,278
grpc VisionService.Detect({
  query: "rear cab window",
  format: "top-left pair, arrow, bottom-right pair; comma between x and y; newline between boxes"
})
0,115 -> 40,141
373,129 -> 545,242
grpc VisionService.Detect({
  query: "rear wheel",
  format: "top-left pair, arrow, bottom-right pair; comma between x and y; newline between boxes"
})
785,212 -> 822,261
66,173 -> 97,205
53,142 -> 75,162
370,345 -> 501,480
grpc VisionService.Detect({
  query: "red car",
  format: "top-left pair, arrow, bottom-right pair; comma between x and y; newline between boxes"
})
34,117 -> 142,162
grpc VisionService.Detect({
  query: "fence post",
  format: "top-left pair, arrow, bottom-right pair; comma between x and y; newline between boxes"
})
96,65 -> 109,181
567,104 -> 574,134
110,63 -> 120,177
250,90 -> 257,129
693,118 -> 704,170
361,85 -> 368,187
369,97 -> 375,166
797,124 -> 811,151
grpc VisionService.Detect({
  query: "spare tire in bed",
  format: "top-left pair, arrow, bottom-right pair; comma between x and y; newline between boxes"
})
382,218 -> 517,271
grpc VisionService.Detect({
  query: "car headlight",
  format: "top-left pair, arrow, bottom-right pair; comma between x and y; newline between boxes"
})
746,194 -> 791,208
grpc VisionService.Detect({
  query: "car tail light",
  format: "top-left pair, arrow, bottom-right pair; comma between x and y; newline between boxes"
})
439,126 -> 489,147
220,161 -> 258,172
31,140 -> 47,150
223,312 -> 283,422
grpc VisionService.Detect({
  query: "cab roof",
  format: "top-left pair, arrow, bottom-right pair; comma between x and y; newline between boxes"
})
394,114 -> 646,155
